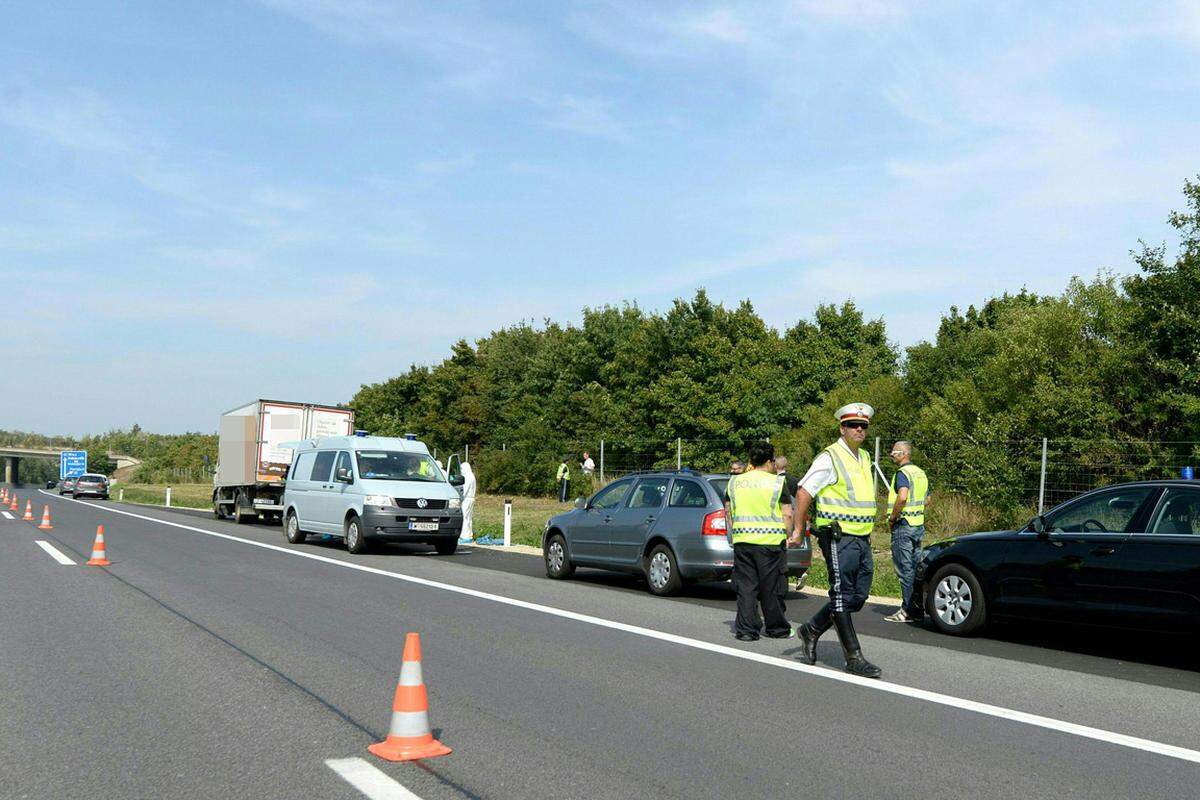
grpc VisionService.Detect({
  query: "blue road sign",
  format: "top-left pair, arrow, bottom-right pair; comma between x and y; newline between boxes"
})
61,450 -> 88,479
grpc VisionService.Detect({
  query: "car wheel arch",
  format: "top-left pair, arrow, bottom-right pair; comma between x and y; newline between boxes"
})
641,535 -> 673,563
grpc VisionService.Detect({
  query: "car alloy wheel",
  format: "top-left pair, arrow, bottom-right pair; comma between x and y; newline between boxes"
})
933,574 -> 973,627
346,520 -> 361,552
648,551 -> 672,591
547,539 -> 565,573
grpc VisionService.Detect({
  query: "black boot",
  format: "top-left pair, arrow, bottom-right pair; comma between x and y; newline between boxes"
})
798,603 -> 833,665
832,611 -> 882,679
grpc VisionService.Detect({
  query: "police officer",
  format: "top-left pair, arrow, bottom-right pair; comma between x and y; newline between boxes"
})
725,441 -> 793,641
884,441 -> 929,623
789,403 -> 882,678
556,458 -> 571,503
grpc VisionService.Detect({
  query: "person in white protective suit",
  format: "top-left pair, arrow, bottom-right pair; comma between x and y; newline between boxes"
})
458,461 -> 477,544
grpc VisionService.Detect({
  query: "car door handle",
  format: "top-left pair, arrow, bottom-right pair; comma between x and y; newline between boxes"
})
603,515 -> 612,523
1092,546 -> 1116,556
643,516 -> 656,525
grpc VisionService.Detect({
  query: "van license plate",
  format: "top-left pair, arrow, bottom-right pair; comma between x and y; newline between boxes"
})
408,522 -> 439,531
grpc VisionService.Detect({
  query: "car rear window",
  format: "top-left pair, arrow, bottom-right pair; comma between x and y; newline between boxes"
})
708,478 -> 729,500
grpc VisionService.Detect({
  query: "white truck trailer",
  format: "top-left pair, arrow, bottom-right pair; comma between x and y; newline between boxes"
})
214,399 -> 355,524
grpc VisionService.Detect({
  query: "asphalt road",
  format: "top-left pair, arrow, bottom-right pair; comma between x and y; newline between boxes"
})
3,484 -> 1199,799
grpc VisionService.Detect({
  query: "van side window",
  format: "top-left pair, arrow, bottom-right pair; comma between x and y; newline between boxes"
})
311,451 -> 336,482
292,452 -> 316,480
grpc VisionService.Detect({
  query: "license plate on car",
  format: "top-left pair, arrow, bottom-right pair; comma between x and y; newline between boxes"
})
408,521 -> 439,531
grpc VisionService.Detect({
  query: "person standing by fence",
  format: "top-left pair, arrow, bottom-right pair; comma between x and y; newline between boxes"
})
581,451 -> 595,489
556,457 -> 571,502
725,441 -> 793,641
885,441 -> 929,623
790,402 -> 882,678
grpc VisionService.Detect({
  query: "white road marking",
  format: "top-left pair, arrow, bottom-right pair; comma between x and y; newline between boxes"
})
43,489 -> 1200,767
1,511 -> 13,519
325,758 -> 423,799
35,539 -> 76,565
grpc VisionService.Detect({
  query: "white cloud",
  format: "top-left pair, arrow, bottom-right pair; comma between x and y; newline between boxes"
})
545,95 -> 630,142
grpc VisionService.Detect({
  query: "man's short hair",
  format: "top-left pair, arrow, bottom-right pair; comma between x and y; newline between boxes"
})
774,455 -> 789,471
747,441 -> 775,467
893,441 -> 912,456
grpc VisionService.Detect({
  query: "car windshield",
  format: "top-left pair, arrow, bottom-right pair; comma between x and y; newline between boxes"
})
355,451 -> 444,482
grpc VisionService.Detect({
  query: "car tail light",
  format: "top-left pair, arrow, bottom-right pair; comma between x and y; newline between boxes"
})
702,509 -> 727,536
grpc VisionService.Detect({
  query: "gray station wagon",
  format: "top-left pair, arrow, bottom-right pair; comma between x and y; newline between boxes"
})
542,469 -> 812,596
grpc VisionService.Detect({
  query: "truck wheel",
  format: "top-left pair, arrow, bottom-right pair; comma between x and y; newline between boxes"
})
285,511 -> 306,544
345,514 -> 369,554
233,491 -> 255,525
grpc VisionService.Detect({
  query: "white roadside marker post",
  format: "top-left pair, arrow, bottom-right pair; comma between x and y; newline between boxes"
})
165,486 -> 172,508
503,499 -> 512,547
119,488 -> 124,501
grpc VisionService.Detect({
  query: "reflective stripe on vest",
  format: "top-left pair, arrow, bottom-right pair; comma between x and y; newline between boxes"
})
728,471 -> 787,545
814,443 -> 876,536
887,463 -> 928,526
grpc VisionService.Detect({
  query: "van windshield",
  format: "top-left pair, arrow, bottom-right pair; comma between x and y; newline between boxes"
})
355,451 -> 444,482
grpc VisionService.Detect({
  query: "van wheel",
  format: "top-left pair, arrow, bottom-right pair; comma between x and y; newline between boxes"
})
645,543 -> 682,596
285,511 -> 306,544
345,514 -> 369,554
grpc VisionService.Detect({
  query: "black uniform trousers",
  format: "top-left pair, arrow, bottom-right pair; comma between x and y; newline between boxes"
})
808,531 -> 874,633
733,542 -> 790,637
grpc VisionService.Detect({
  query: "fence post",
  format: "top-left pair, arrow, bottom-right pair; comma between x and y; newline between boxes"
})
165,486 -> 172,508
873,437 -> 881,494
503,499 -> 512,547
119,488 -> 124,502
1038,437 -> 1048,514
465,444 -> 469,463
676,437 -> 682,470
600,439 -> 605,482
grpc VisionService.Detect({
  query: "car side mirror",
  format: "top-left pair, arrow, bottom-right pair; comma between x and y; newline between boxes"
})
574,496 -> 587,510
449,474 -> 465,487
336,468 -> 353,483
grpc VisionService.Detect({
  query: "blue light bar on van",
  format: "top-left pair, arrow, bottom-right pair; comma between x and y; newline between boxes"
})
404,433 -> 417,441
354,429 -> 369,437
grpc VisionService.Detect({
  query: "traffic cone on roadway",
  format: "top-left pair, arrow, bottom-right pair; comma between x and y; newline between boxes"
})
368,633 -> 452,762
1,488 -> 7,502
8,494 -> 16,511
37,505 -> 53,530
86,525 -> 110,566
23,500 -> 33,521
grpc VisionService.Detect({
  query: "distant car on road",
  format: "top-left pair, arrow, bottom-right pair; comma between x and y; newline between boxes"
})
73,474 -> 110,499
915,480 -> 1200,637
45,479 -> 57,489
58,478 -> 77,496
542,469 -> 812,596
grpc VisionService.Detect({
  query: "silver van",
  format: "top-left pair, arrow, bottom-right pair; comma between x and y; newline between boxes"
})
282,433 -> 465,554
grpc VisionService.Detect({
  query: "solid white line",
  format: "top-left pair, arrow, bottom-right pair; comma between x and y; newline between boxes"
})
325,758 -> 423,799
35,539 -> 76,565
43,489 -> 1200,766
1,511 -> 13,519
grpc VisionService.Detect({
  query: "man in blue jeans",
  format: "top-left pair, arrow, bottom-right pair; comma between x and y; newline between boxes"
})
885,441 -> 930,623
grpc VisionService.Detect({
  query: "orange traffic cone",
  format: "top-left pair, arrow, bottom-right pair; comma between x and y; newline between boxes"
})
8,494 -> 16,511
368,633 -> 452,762
86,525 -> 111,566
1,488 -> 7,502
37,505 -> 53,530
23,500 -> 33,521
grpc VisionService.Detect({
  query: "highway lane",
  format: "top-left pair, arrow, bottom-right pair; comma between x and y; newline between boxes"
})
4,486 -> 1199,799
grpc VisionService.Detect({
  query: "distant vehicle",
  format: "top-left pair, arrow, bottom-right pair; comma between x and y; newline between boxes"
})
73,474 -> 110,499
45,479 -> 57,489
542,470 -> 812,596
58,478 -> 77,496
915,480 -> 1200,636
213,399 -> 355,524
282,433 -> 465,555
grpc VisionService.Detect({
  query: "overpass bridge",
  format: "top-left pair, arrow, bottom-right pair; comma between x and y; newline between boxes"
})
0,446 -> 140,483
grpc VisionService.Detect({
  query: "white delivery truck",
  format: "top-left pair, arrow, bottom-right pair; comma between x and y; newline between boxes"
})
213,399 -> 355,524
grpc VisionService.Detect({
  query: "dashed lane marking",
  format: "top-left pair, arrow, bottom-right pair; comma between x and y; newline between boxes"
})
43,489 -> 1200,767
35,540 -> 76,565
2,511 -> 13,519
325,758 -> 423,799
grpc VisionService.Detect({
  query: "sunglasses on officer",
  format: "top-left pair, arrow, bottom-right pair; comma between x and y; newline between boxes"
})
841,421 -> 869,430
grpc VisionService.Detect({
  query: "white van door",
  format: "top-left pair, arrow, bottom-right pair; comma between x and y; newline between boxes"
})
326,451 -> 357,530
308,451 -> 338,533
289,451 -> 318,525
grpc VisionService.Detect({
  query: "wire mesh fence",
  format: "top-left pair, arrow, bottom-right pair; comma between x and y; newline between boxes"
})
448,436 -> 1200,512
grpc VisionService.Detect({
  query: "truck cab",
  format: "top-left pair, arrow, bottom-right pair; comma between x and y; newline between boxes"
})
282,433 -> 465,555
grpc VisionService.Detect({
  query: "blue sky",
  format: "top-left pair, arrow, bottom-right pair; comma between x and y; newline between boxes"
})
3,1 -> 1199,435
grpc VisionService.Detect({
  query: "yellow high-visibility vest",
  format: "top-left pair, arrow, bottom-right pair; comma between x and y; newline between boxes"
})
813,443 -> 876,537
888,464 -> 929,526
727,470 -> 788,546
